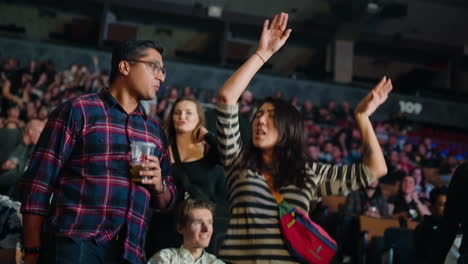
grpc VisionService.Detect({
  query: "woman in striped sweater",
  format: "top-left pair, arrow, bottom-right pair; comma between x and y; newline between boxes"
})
215,12 -> 393,264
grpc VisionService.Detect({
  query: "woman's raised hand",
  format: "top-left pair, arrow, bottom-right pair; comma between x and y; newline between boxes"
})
355,76 -> 393,118
217,12 -> 292,105
256,12 -> 292,61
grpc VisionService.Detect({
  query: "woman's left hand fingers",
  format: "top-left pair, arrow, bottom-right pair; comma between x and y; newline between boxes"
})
372,77 -> 392,106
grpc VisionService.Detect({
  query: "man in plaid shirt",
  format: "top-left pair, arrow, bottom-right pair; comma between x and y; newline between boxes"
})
19,40 -> 176,264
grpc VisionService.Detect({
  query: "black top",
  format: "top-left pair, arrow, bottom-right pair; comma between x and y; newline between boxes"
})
389,193 -> 421,221
345,187 -> 390,218
172,132 -> 227,205
415,214 -> 445,263
0,128 -> 22,164
430,162 -> 468,263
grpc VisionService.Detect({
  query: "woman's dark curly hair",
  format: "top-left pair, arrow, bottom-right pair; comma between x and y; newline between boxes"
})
240,97 -> 309,189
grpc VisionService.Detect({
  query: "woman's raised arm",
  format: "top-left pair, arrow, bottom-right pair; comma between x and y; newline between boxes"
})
217,12 -> 291,105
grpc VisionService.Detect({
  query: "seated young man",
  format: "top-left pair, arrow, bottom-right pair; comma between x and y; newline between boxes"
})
148,199 -> 225,264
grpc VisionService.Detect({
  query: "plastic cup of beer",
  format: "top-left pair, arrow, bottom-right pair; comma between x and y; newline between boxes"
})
130,141 -> 156,183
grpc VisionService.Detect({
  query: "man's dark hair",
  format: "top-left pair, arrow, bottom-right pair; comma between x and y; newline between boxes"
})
109,40 -> 163,84
429,186 -> 448,205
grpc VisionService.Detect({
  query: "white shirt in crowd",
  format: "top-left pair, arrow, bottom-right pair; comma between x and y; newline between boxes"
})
147,246 -> 225,264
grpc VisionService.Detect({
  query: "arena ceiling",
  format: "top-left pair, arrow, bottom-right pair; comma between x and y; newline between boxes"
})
4,0 -> 468,99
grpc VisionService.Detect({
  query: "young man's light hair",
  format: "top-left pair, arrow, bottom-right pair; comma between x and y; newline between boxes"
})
175,199 -> 214,228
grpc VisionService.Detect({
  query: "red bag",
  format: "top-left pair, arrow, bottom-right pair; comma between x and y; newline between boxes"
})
278,200 -> 337,264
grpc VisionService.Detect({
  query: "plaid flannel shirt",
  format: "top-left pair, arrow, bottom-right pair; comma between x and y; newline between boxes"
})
19,89 -> 175,264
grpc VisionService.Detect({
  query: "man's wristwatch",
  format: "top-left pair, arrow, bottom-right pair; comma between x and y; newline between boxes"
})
154,180 -> 167,194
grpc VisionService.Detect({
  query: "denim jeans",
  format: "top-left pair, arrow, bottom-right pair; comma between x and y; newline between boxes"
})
41,235 -> 129,264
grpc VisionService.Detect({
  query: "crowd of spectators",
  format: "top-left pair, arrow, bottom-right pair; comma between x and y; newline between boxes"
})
0,55 -> 467,263
1,56 -> 466,171
0,56 -> 108,127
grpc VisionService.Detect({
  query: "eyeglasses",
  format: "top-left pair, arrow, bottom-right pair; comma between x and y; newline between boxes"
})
127,59 -> 166,76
